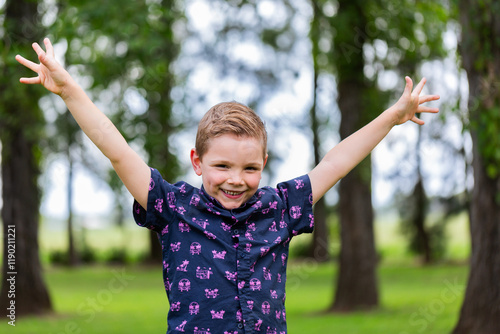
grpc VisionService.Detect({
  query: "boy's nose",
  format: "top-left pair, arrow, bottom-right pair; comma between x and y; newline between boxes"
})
228,172 -> 244,185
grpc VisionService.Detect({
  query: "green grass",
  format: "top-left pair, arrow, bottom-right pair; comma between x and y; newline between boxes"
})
286,262 -> 466,334
1,262 -> 467,334
3,265 -> 169,333
1,213 -> 470,333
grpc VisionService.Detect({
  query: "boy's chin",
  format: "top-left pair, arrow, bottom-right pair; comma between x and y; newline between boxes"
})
219,200 -> 244,210
218,196 -> 249,210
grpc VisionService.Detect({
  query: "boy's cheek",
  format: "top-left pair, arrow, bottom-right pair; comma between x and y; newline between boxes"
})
208,172 -> 227,185
248,173 -> 263,187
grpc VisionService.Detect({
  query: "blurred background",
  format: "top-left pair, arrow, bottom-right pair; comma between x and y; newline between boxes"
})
1,0 -> 499,333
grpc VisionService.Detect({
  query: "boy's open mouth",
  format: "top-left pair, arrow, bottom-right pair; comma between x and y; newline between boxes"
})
222,189 -> 244,197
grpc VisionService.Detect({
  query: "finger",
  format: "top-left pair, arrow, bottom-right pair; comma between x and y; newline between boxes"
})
413,77 -> 427,96
20,76 -> 41,85
404,76 -> 413,96
32,42 -> 47,63
418,106 -> 439,113
411,115 -> 425,125
419,94 -> 440,104
44,37 -> 55,58
15,54 -> 39,72
33,41 -> 58,70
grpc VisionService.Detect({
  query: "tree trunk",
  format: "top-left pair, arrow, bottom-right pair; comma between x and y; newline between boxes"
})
453,0 -> 500,332
63,110 -> 80,266
331,80 -> 379,310
140,0 -> 181,263
328,0 -> 379,311
309,195 -> 329,261
453,0 -> 500,334
0,0 -> 52,318
1,132 -> 53,317
333,165 -> 378,310
307,2 -> 330,261
66,149 -> 79,266
412,178 -> 432,263
404,125 -> 432,264
147,231 -> 163,264
453,133 -> 500,333
308,89 -> 330,262
413,125 -> 432,263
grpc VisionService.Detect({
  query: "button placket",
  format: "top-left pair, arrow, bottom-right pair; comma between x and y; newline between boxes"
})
235,225 -> 257,334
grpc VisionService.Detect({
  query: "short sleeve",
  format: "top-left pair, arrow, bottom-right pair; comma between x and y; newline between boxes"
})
276,174 -> 314,236
132,168 -> 182,234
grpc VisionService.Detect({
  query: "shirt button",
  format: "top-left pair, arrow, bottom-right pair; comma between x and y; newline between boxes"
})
237,322 -> 244,329
233,229 -> 239,235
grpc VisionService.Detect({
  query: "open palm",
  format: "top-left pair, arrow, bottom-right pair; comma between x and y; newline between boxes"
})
15,38 -> 69,96
393,76 -> 440,126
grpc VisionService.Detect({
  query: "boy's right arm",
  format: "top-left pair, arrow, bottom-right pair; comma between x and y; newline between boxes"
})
16,38 -> 150,209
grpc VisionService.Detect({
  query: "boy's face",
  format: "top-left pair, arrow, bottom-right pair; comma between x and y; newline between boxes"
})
191,134 -> 268,210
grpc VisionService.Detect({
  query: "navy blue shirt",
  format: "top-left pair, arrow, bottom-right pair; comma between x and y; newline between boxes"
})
133,168 -> 314,334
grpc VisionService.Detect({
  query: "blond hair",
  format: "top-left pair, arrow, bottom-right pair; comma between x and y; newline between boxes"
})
195,101 -> 267,160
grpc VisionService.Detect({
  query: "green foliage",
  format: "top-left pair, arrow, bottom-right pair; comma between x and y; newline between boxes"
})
105,248 -> 129,265
310,0 -> 449,132
476,104 -> 500,179
0,36 -> 47,162
48,249 -> 70,265
48,246 -> 136,266
80,245 -> 99,264
336,0 -> 447,78
399,215 -> 447,260
458,0 -> 500,180
48,245 -> 99,265
49,0 -> 184,183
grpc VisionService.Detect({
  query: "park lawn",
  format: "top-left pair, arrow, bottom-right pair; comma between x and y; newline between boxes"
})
5,265 -> 169,333
2,261 -> 467,334
286,262 -> 467,334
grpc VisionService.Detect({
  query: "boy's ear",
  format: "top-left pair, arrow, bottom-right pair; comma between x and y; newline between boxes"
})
263,153 -> 268,168
190,148 -> 203,176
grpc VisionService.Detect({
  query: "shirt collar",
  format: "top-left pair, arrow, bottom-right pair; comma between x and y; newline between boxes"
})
199,185 -> 261,223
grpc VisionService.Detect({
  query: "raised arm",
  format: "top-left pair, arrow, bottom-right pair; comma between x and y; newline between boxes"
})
16,38 -> 150,209
308,76 -> 440,205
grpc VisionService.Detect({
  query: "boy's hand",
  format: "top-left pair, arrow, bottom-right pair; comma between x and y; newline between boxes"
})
391,76 -> 440,126
15,38 -> 70,97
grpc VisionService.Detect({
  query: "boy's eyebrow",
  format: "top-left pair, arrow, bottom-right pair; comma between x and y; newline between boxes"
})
210,159 -> 232,164
211,159 -> 264,167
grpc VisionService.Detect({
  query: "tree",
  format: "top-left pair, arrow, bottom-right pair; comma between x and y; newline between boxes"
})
453,0 -> 500,332
330,0 -> 380,310
178,0 -> 307,153
0,0 -> 52,316
61,112 -> 80,266
53,0 -> 184,263
45,109 -> 82,266
306,0 -> 331,262
325,0 -> 448,310
394,126 -> 437,264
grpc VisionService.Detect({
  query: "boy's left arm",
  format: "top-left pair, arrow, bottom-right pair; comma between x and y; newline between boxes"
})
308,77 -> 440,205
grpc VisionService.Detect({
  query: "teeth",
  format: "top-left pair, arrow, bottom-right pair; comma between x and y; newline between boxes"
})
224,190 -> 242,196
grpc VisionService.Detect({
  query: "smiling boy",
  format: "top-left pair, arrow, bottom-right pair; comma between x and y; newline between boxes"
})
16,38 -> 439,333
130,100 -> 316,332
190,102 -> 269,210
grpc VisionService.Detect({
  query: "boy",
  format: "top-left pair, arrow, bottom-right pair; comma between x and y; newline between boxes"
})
16,38 -> 439,333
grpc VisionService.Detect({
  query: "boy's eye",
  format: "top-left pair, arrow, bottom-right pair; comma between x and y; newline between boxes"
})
245,166 -> 259,171
215,164 -> 229,169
